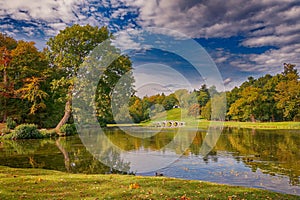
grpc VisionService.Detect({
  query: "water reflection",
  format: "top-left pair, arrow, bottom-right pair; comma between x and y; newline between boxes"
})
0,127 -> 299,195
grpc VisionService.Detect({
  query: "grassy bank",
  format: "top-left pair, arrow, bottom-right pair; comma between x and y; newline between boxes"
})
194,121 -> 300,130
223,121 -> 300,130
140,108 -> 300,130
0,166 -> 298,199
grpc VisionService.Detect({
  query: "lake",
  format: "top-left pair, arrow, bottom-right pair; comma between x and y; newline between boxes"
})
0,127 -> 299,195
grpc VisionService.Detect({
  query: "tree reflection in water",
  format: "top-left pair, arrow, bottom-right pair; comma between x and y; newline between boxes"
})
0,127 -> 299,187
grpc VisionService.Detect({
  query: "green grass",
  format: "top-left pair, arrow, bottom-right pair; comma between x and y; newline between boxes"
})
0,166 -> 298,199
140,109 -> 300,130
222,121 -> 300,129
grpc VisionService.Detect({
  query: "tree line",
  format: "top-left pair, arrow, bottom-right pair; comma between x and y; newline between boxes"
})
131,63 -> 300,122
1,24 -> 299,132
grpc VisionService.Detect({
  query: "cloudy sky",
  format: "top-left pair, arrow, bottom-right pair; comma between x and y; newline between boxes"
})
1,0 -> 300,92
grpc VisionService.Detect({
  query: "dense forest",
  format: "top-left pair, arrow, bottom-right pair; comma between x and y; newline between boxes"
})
1,24 -> 299,131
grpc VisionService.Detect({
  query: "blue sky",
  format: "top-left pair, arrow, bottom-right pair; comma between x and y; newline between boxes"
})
1,0 -> 300,92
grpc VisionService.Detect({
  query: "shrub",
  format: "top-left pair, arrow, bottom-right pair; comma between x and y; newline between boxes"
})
40,129 -> 57,138
6,117 -> 17,129
14,124 -> 44,139
59,124 -> 77,136
1,131 -> 16,140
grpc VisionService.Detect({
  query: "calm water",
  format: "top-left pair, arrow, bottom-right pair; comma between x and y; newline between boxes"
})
0,127 -> 299,195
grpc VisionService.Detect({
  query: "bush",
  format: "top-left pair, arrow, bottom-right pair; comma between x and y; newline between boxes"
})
1,131 -> 16,140
14,124 -> 44,139
6,117 -> 17,129
59,124 -> 77,136
40,129 -> 57,138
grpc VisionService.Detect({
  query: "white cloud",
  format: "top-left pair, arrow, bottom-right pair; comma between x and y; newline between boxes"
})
114,0 -> 300,74
0,0 -> 110,38
223,78 -> 232,85
249,44 -> 300,72
1,0 -> 77,22
22,27 -> 36,37
1,0 -> 300,79
242,34 -> 300,47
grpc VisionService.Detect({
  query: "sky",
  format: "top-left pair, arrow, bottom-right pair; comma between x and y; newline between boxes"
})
1,0 -> 300,93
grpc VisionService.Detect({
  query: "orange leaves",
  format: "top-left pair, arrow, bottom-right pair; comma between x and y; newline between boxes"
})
129,183 -> 140,189
180,194 -> 191,200
16,77 -> 48,114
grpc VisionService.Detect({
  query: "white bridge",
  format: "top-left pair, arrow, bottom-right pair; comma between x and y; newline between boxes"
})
152,121 -> 186,128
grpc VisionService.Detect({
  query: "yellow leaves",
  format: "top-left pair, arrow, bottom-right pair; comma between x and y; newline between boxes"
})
34,177 -> 43,184
129,183 -> 140,189
16,77 -> 48,114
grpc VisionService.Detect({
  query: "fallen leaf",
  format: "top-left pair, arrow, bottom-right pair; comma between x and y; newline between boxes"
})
129,183 -> 140,189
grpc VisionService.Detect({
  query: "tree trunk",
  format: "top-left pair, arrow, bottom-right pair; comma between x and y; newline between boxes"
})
250,114 -> 256,123
55,90 -> 72,134
2,65 -> 7,122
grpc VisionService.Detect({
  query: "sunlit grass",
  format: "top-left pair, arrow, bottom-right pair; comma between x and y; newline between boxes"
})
140,109 -> 300,130
0,166 -> 298,199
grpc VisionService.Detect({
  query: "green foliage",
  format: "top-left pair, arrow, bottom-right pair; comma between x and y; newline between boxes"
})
201,100 -> 211,120
197,84 -> 210,107
46,24 -> 134,128
96,55 -> 134,126
1,131 -> 16,139
1,127 -> 11,135
14,124 -> 44,139
129,97 -> 149,123
59,124 -> 77,136
227,63 -> 299,122
1,29 -> 299,129
47,24 -> 110,75
162,94 -> 179,110
6,117 -> 16,129
114,105 -> 133,123
40,129 -> 57,138
274,64 -> 300,121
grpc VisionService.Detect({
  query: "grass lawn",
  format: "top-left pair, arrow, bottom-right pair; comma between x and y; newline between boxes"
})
140,109 -> 300,130
0,166 -> 299,199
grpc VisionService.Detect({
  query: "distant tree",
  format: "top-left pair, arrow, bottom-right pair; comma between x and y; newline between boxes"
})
201,100 -> 211,120
129,97 -> 149,123
162,93 -> 178,110
188,103 -> 200,118
197,84 -> 210,107
228,86 -> 263,122
210,93 -> 226,121
114,104 -> 132,123
208,85 -> 218,97
174,89 -> 188,107
275,63 -> 300,121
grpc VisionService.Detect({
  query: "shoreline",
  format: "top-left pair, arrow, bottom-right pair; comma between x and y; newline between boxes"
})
116,121 -> 300,130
